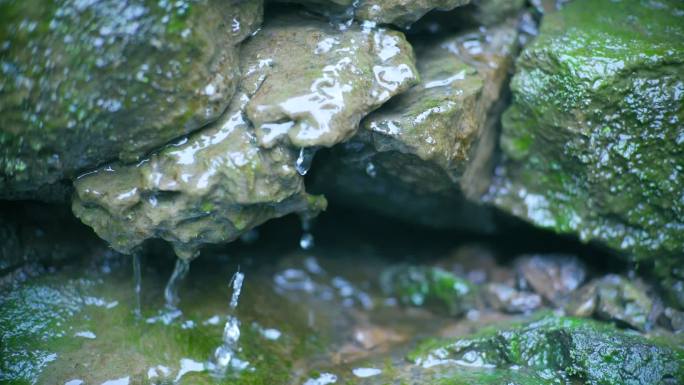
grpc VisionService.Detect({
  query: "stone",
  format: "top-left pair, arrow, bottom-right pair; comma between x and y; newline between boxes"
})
483,283 -> 541,314
379,265 -> 477,317
406,315 -> 684,385
314,19 -> 519,230
487,0 -> 684,307
0,0 -> 263,199
72,10 -> 418,259
566,275 -> 656,332
271,0 -> 471,27
515,254 -> 586,306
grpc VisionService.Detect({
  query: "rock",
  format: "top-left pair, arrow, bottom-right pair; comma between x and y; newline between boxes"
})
410,0 -> 526,34
515,254 -> 586,306
0,0 -> 263,199
271,0 -> 471,28
483,283 -> 541,313
488,0 -> 684,307
407,315 -> 684,385
72,11 -> 418,259
314,19 -> 519,230
566,275 -> 656,332
660,308 -> 684,333
354,0 -> 470,28
380,265 -> 477,316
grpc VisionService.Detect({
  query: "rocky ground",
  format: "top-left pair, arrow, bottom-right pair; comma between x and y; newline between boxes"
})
1,0 -> 683,384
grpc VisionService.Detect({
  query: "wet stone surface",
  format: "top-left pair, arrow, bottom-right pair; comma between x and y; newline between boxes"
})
72,9 -> 418,259
0,0 -> 263,199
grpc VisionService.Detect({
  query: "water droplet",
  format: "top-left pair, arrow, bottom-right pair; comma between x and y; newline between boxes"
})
300,233 -> 315,250
296,147 -> 316,176
132,251 -> 142,318
164,258 -> 190,309
365,161 -> 377,178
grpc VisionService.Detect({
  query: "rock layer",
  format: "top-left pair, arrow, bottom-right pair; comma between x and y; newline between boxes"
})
72,11 -> 418,259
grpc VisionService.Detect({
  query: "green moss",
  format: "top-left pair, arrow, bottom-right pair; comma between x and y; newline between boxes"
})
409,315 -> 684,385
492,0 -> 684,306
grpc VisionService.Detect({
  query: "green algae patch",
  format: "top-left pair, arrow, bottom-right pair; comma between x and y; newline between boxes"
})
490,0 -> 684,307
408,315 -> 684,385
0,0 -> 263,199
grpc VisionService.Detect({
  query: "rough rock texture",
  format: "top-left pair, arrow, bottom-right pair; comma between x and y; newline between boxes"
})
0,0 -> 262,199
72,11 -> 418,259
407,315 -> 684,385
410,0 -> 526,33
314,20 -> 518,229
271,0 -> 470,27
488,0 -> 684,307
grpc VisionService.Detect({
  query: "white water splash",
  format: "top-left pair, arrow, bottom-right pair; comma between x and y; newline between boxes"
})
213,270 -> 249,372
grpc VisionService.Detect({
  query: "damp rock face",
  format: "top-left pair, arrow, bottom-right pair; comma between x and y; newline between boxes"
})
272,0 -> 470,27
72,11 -> 418,259
488,0 -> 684,306
408,315 -> 684,385
0,0 -> 262,199
315,20 -> 518,230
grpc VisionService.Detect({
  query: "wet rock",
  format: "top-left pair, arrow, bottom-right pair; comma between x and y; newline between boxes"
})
410,0 -> 526,34
0,0 -> 263,199
488,0 -> 684,307
407,315 -> 684,385
72,11 -> 418,259
566,275 -> 656,332
314,19 -> 519,230
660,308 -> 684,333
354,0 -> 470,28
272,0 -> 470,28
242,11 -> 418,149
483,283 -> 541,314
380,265 -> 477,317
515,254 -> 586,306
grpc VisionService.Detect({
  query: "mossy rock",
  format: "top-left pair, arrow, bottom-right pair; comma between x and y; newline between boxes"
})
408,315 -> 684,385
490,0 -> 684,307
0,0 -> 262,199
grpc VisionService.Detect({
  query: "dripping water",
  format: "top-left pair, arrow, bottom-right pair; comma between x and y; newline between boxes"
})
299,216 -> 315,250
132,251 -> 142,318
164,258 -> 191,309
213,270 -> 249,372
295,147 -> 316,176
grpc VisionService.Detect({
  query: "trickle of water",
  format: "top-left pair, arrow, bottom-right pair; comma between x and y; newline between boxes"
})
299,216 -> 315,250
295,147 -> 316,176
213,270 -> 248,372
132,251 -> 142,318
164,258 -> 191,309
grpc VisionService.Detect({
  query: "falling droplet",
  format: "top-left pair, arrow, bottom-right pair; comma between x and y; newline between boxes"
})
132,251 -> 142,318
365,161 -> 377,178
295,147 -> 316,176
213,270 -> 249,372
300,233 -> 314,250
164,258 -> 191,309
299,216 -> 314,250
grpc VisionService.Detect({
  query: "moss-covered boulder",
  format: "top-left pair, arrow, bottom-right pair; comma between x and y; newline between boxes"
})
380,265 -> 477,316
0,0 -> 262,199
72,10 -> 418,259
314,20 -> 518,230
488,0 -> 684,306
407,315 -> 684,385
272,0 -> 470,27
